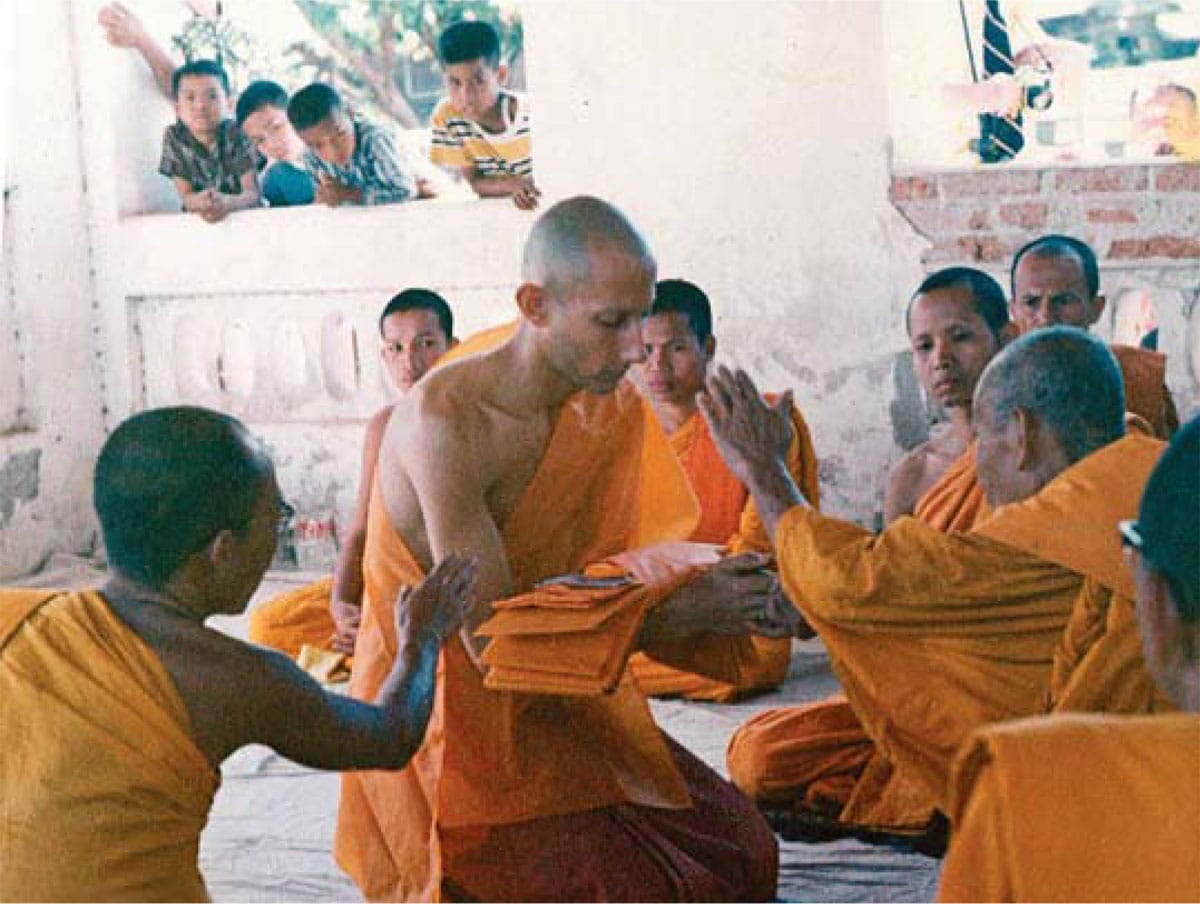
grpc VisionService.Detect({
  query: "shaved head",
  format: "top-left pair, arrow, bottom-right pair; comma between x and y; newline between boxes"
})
977,327 -> 1125,462
522,195 -> 655,295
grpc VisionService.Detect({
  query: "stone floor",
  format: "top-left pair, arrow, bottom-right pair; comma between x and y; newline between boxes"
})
17,556 -> 944,902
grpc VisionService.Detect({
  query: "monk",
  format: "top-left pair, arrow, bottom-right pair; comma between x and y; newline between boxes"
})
335,196 -> 785,902
630,277 -> 821,702
0,406 -> 476,902
884,266 -> 1012,528
728,266 -> 1013,844
707,328 -> 1166,842
248,289 -> 458,671
1010,233 -> 1178,437
938,415 -> 1200,902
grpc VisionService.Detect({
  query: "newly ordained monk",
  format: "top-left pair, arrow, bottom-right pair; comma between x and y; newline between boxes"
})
248,289 -> 457,667
1010,233 -> 1178,437
335,196 -> 785,902
0,406 -> 476,902
727,266 -> 1013,843
939,415 -> 1200,902
630,277 -> 821,702
884,266 -> 1012,528
708,328 -> 1166,839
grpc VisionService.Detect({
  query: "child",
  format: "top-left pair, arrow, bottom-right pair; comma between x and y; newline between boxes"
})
430,20 -> 539,210
159,60 -> 260,223
235,80 -> 315,207
287,83 -> 424,207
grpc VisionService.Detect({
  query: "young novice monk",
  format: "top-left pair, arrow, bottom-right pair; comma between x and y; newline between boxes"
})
288,82 -> 425,207
249,290 -> 457,667
430,20 -> 539,210
0,406 -> 476,902
160,60 -> 260,223
884,267 -> 1012,527
235,80 -> 316,208
630,278 -> 820,701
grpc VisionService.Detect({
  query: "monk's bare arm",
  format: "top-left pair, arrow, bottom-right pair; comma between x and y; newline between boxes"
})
883,446 -> 928,526
329,406 -> 391,651
238,556 -> 476,770
397,404 -> 513,665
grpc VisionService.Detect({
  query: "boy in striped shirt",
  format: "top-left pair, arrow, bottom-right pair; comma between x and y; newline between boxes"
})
430,21 -> 539,210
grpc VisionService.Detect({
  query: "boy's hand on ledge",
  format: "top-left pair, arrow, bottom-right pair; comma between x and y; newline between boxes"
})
316,174 -> 362,207
512,176 -> 541,211
416,177 -> 438,200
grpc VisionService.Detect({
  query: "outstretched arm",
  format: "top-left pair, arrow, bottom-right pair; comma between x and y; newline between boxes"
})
244,555 -> 477,770
98,3 -> 177,99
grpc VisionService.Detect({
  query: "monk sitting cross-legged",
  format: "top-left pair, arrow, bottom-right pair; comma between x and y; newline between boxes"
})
0,406 -> 476,902
335,196 -> 787,902
705,327 -> 1170,853
728,266 -> 1013,844
248,289 -> 458,675
629,277 -> 821,702
938,415 -> 1200,903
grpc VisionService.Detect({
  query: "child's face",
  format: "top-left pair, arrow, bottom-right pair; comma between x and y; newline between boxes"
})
297,111 -> 356,167
175,74 -> 229,139
443,58 -> 508,122
241,104 -> 306,163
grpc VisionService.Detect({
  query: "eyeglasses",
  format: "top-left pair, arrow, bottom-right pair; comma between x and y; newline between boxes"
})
276,498 -> 296,536
1117,519 -> 1143,551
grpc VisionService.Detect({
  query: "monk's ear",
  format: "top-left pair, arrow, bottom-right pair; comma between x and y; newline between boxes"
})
1086,294 -> 1107,327
516,283 -> 550,326
448,337 -> 460,349
704,335 -> 717,360
998,322 -> 1019,347
1013,407 -> 1038,471
207,529 -> 239,570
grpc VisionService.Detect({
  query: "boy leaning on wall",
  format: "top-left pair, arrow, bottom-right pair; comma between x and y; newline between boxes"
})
288,83 -> 432,208
430,20 -> 539,210
159,60 -> 261,223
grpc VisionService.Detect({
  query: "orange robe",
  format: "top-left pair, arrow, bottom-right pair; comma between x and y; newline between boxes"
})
938,713 -> 1200,902
729,434 -> 1163,832
630,402 -> 820,702
334,381 -> 778,902
911,444 -> 990,533
248,575 -> 337,660
0,589 -> 217,902
1111,343 -> 1178,439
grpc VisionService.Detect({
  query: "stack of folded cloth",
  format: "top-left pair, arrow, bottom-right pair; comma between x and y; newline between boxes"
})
478,542 -> 723,696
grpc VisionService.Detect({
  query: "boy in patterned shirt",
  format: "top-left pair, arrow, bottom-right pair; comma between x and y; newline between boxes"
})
430,21 -> 539,210
159,60 -> 260,223
288,83 -> 423,207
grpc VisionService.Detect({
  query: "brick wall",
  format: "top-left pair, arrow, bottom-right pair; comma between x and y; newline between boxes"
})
889,163 -> 1200,266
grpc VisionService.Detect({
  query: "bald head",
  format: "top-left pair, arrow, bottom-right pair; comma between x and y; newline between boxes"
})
522,195 -> 656,295
973,327 -> 1126,506
95,406 -> 274,587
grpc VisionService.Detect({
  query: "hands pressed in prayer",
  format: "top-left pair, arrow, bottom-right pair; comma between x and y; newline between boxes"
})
315,173 -> 362,207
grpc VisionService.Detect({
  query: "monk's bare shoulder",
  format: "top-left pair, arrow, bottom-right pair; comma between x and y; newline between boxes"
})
884,442 -> 933,525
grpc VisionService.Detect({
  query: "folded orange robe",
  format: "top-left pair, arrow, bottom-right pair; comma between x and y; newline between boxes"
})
0,588 -> 217,902
334,380 -> 778,902
1111,342 -> 1179,439
938,712 -> 1200,902
248,575 -> 336,658
738,434 -> 1161,830
631,401 -> 820,702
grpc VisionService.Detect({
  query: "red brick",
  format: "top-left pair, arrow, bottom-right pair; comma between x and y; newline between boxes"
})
1087,207 -> 1138,224
1108,235 -> 1200,259
1154,164 -> 1200,192
940,170 -> 1041,198
890,176 -> 937,202
998,201 -> 1048,229
1054,166 -> 1148,192
956,234 -> 1010,263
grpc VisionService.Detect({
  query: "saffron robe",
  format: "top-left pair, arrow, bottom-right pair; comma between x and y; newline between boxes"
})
1111,342 -> 1178,439
730,434 -> 1162,828
0,589 -> 217,902
334,381 -> 778,902
630,402 -> 820,702
938,713 -> 1200,902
